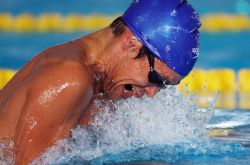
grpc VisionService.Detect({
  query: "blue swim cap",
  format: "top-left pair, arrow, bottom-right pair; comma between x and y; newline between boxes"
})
122,0 -> 201,77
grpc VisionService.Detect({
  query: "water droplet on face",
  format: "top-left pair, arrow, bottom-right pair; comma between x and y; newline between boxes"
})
94,74 -> 101,81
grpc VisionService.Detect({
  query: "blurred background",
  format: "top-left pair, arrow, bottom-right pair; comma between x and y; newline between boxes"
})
0,0 -> 250,110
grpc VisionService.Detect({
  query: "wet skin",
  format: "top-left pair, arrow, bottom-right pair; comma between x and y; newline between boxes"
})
0,27 -> 182,165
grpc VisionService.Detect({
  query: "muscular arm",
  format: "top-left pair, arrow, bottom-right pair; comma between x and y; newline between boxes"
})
13,63 -> 93,165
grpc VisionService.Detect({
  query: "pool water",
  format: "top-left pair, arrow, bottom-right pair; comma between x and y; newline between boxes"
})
29,87 -> 250,165
1,32 -> 250,71
1,0 -> 250,164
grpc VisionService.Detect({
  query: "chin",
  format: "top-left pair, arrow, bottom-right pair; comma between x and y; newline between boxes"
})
109,84 -> 140,101
105,85 -> 124,101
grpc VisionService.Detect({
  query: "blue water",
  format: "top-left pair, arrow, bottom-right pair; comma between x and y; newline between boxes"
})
29,89 -> 250,165
1,0 -> 250,70
1,0 -> 248,16
73,143 -> 250,165
0,32 -> 87,69
38,108 -> 250,165
71,110 -> 250,165
1,32 -> 250,70
49,139 -> 250,165
1,1 -> 250,164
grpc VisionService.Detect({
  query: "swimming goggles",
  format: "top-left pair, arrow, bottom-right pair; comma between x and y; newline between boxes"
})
147,53 -> 168,88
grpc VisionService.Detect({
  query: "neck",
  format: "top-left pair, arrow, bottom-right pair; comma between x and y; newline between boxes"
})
75,27 -> 122,95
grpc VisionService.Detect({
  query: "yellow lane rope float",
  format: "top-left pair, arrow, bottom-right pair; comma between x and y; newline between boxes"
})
0,69 -> 16,89
0,68 -> 250,110
201,14 -> 250,32
208,128 -> 234,137
0,13 -> 250,33
178,69 -> 237,109
238,69 -> 250,109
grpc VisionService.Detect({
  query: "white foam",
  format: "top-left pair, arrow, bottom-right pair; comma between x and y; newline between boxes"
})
208,110 -> 250,128
32,86 -> 215,164
0,141 -> 14,165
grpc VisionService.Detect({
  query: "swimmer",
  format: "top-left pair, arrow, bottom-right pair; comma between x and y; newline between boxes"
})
0,0 -> 200,164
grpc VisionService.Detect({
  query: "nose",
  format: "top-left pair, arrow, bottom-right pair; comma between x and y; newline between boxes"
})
144,85 -> 160,97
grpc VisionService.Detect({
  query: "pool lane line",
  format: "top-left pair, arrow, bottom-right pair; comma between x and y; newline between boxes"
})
0,13 -> 250,33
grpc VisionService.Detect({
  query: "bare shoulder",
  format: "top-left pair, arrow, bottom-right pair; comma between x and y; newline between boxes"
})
26,58 -> 94,100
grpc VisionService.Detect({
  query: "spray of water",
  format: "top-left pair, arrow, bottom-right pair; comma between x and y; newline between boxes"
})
0,140 -> 14,165
31,86 -> 219,164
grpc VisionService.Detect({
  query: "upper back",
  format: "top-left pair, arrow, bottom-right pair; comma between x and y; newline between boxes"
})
0,40 -> 93,139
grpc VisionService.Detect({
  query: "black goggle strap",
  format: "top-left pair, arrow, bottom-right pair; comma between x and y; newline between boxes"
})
147,53 -> 167,87
148,52 -> 155,72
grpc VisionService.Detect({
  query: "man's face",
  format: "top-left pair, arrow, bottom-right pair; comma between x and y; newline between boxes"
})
105,40 -> 183,101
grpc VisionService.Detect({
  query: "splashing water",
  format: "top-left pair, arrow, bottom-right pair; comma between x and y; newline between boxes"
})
0,140 -> 14,165
1,86 -> 249,164
30,86 -> 224,164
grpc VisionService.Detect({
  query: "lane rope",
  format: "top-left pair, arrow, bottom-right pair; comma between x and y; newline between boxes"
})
0,13 -> 250,33
0,68 -> 250,109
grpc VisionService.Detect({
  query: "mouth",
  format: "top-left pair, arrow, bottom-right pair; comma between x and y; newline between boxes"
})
122,84 -> 143,99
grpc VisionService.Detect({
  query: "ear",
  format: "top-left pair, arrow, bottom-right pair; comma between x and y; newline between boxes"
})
127,35 -> 143,58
